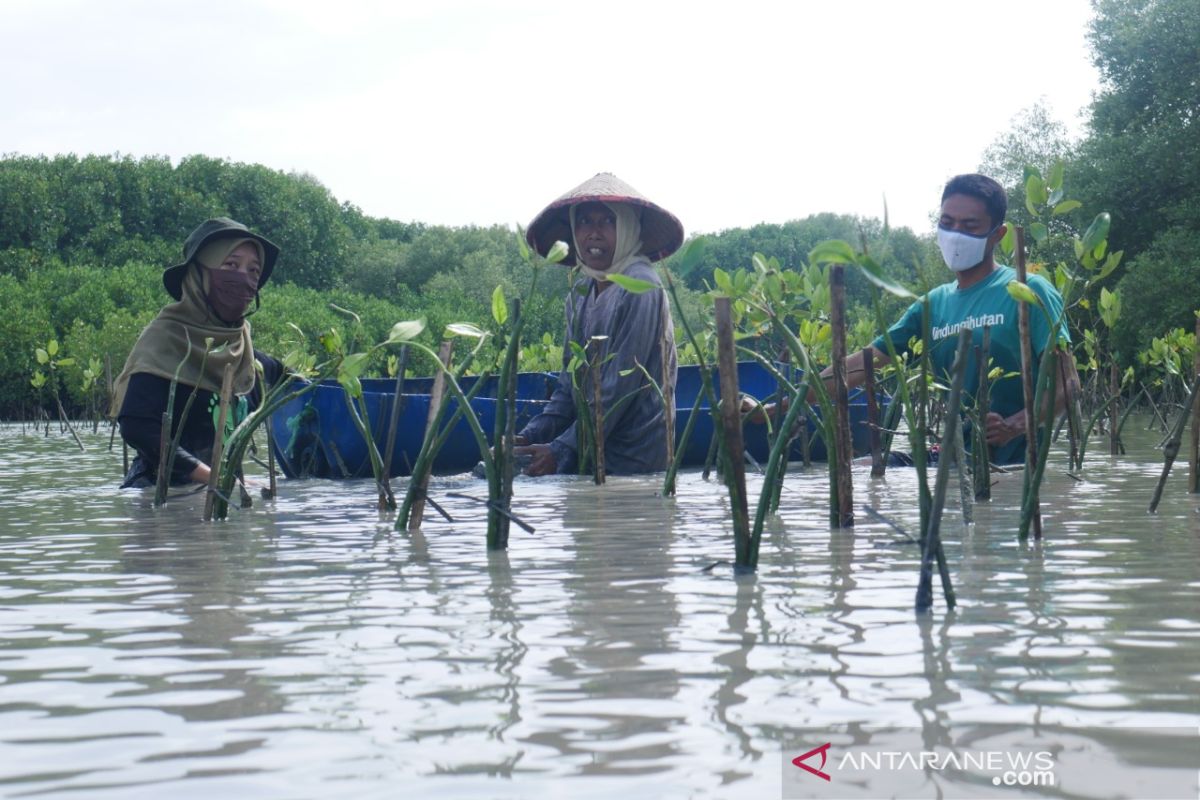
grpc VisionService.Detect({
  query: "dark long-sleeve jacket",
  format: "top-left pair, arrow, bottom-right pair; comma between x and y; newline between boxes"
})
519,260 -> 677,474
118,351 -> 283,487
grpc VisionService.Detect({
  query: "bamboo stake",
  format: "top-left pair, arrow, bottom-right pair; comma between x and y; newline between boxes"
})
829,265 -> 854,527
588,337 -> 606,485
264,412 -> 277,500
1191,315 -> 1200,494
409,340 -> 453,530
916,329 -> 969,612
714,298 -> 752,568
203,364 -> 235,522
661,323 -> 675,474
865,347 -> 884,478
153,411 -> 172,506
974,327 -> 992,500
1149,372 -> 1200,513
1109,362 -> 1120,456
1014,228 -> 1041,539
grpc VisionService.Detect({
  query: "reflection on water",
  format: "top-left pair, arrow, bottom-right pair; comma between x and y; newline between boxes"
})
0,422 -> 1197,798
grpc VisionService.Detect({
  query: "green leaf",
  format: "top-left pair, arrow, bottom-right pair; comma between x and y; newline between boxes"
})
1080,212 -> 1111,254
751,253 -> 769,274
55,358 -> 75,368
546,240 -> 570,264
491,285 -> 508,326
35,348 -> 48,364
1098,250 -> 1123,281
1006,279 -> 1042,307
808,239 -> 857,266
1030,222 -> 1049,242
998,225 -> 1015,257
1051,199 -> 1082,216
47,339 -> 59,357
386,319 -> 425,344
446,322 -> 486,338
30,371 -> 46,388
678,236 -> 706,275
853,254 -> 916,299
1025,174 -> 1047,214
606,272 -> 656,294
516,226 -> 531,262
713,268 -> 732,294
338,373 -> 363,399
1047,159 -> 1065,192
340,352 -> 370,379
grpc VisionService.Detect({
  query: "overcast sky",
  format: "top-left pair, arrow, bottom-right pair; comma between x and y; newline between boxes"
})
3,0 -> 1100,237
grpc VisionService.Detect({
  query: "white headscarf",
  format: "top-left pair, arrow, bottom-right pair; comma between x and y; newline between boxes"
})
569,201 -> 645,281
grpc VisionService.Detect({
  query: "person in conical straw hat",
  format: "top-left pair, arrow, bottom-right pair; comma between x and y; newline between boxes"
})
113,217 -> 287,489
515,172 -> 684,476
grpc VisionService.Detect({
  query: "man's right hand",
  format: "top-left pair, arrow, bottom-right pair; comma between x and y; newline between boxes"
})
513,444 -> 556,477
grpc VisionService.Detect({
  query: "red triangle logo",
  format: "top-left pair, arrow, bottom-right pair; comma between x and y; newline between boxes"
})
792,742 -> 832,781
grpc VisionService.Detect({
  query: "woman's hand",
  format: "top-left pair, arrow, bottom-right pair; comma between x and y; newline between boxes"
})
985,411 -> 1025,446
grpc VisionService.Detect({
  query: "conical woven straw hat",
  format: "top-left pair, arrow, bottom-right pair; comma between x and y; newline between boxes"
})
526,172 -> 684,266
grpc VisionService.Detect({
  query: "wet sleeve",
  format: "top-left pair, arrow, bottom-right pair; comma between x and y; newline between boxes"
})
117,373 -> 202,482
518,312 -> 578,447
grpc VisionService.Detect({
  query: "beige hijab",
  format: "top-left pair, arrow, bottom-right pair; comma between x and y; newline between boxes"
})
111,255 -> 257,415
570,201 -> 645,281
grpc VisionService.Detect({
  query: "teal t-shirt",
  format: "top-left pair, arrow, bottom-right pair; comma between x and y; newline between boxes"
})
871,264 -> 1069,465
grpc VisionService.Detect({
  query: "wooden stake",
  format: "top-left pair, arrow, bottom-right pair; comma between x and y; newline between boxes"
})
1014,228 -> 1041,539
588,337 -> 606,485
1109,361 -> 1120,457
1191,315 -> 1200,494
409,340 -> 453,530
714,297 -> 752,567
829,265 -> 854,527
974,327 -> 992,500
264,412 -> 277,500
153,411 -> 172,506
203,364 -> 235,522
382,344 -> 408,499
661,320 -> 675,473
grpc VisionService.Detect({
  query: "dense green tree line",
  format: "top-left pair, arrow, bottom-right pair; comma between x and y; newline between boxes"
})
7,0 -> 1199,420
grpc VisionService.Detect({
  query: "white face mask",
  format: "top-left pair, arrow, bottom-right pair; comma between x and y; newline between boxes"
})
937,226 -> 994,272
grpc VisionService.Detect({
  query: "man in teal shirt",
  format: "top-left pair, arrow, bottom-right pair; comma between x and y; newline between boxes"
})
837,174 -> 1075,465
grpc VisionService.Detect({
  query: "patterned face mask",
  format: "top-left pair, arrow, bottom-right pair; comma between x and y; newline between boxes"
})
206,269 -> 258,323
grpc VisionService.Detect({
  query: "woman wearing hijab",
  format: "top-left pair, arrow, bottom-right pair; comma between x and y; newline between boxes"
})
113,217 -> 284,488
515,173 -> 684,476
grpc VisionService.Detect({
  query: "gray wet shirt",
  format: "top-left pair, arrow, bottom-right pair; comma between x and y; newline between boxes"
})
519,259 -> 677,474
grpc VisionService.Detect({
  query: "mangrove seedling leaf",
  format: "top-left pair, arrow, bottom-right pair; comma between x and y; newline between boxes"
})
47,340 -> 59,357
1025,174 -> 1047,214
1047,159 -> 1065,192
547,240 -> 570,264
516,226 -> 531,261
341,352 -> 370,380
808,239 -> 858,266
853,253 -> 917,300
55,358 -> 74,368
1052,199 -> 1082,216
998,224 -> 1015,258
338,373 -> 363,399
492,285 -> 508,326
446,322 -> 486,339
1098,250 -> 1123,281
1006,280 -> 1042,307
607,272 -> 656,294
386,319 -> 425,344
1080,212 -> 1111,254
1030,222 -> 1049,243
329,303 -> 361,324
678,236 -> 706,275
30,371 -> 46,388
35,348 -> 49,364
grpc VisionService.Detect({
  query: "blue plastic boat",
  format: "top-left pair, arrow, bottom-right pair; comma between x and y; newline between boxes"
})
270,362 -> 883,479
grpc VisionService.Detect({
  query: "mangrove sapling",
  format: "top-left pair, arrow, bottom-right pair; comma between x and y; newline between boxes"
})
1148,372 -> 1200,513
714,297 -> 753,570
489,297 -> 522,549
397,332 -> 490,531
659,242 -> 718,497
30,339 -> 83,451
828,264 -> 854,527
380,344 -> 409,504
916,329 -> 970,612
864,347 -> 884,477
155,334 -> 218,506
203,365 -> 236,522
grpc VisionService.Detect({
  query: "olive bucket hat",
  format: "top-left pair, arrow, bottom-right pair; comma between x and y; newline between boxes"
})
526,173 -> 684,267
163,217 -> 280,300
